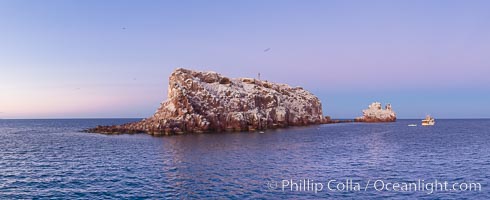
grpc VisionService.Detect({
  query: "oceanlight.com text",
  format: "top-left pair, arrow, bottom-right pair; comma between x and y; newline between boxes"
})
266,179 -> 482,194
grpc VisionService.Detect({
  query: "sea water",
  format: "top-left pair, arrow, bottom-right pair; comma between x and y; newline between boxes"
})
0,119 -> 489,199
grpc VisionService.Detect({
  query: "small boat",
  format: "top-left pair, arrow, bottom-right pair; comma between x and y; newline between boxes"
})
421,115 -> 435,126
408,124 -> 417,127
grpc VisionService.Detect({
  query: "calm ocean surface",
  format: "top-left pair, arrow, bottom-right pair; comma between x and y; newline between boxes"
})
0,119 -> 489,199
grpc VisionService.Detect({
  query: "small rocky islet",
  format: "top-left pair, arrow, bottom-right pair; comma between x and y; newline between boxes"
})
355,102 -> 396,122
88,68 -> 396,135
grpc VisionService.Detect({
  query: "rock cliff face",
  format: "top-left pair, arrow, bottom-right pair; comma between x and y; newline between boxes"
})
355,102 -> 396,122
89,68 -> 324,135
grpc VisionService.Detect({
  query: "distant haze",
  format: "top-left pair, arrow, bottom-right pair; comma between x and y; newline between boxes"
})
1,0 -> 489,119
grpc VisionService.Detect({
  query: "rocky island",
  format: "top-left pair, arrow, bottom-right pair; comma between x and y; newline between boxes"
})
89,68 -> 324,135
355,102 -> 396,122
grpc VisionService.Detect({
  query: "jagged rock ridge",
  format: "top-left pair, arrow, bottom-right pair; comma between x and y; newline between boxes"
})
355,102 -> 396,122
89,68 -> 324,135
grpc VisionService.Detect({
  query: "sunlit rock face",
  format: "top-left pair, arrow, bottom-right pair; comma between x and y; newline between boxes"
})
89,68 -> 324,135
355,102 -> 396,122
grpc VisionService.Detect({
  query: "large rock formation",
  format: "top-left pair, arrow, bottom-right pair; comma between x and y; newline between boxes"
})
89,68 -> 324,135
355,102 -> 396,122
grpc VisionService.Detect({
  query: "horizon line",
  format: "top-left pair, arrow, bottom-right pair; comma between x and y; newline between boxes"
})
1,117 -> 489,120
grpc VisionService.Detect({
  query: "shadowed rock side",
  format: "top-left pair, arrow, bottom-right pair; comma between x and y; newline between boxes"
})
355,102 -> 396,122
88,68 -> 324,135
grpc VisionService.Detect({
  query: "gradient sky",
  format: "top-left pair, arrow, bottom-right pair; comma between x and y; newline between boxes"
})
1,0 -> 490,119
